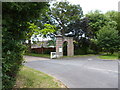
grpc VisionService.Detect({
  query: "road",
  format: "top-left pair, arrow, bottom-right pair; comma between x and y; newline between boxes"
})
24,56 -> 118,88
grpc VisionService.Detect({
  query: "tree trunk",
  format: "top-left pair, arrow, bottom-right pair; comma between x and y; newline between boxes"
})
61,29 -> 65,36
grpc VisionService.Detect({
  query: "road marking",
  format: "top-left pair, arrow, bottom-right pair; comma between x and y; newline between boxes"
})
87,67 -> 118,73
88,58 -> 93,61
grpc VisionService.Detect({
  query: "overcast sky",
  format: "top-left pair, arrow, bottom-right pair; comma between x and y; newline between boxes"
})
67,0 -> 119,14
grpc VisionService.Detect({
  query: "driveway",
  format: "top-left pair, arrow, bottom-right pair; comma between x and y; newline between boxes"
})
24,56 -> 118,88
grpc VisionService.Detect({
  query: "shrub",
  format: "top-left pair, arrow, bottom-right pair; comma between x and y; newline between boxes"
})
2,40 -> 26,89
2,2 -> 49,89
118,51 -> 120,59
97,25 -> 120,54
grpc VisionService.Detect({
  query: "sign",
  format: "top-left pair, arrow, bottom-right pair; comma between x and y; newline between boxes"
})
59,47 -> 62,53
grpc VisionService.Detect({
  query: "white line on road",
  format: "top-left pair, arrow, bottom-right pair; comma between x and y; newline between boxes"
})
87,67 -> 118,73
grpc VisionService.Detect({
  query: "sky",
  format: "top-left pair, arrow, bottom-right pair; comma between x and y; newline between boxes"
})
68,0 -> 119,14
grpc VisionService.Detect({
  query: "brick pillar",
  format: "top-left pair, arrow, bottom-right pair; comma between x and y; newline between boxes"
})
56,35 -> 63,58
67,37 -> 74,56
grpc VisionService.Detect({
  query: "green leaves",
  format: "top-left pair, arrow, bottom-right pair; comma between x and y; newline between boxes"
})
97,25 -> 120,54
85,10 -> 111,38
27,22 -> 40,36
27,22 -> 56,38
2,2 -> 49,89
40,24 -> 56,37
51,1 -> 83,35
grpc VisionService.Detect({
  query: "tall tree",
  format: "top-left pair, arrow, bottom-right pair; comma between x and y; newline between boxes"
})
50,1 -> 83,35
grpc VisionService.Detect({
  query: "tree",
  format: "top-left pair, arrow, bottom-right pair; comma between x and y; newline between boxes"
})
2,2 -> 49,89
28,23 -> 56,53
105,11 -> 118,23
85,10 -> 118,54
96,25 -> 120,54
50,1 -> 83,35
39,24 -> 56,37
26,7 -> 55,53
105,11 -> 120,35
85,10 -> 111,38
67,17 -> 92,54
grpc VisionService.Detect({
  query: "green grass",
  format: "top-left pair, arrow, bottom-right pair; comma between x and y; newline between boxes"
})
24,53 -> 50,58
98,53 -> 118,60
14,66 -> 66,88
63,54 -> 96,58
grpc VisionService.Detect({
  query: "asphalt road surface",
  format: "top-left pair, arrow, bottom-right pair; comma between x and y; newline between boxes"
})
24,56 -> 118,88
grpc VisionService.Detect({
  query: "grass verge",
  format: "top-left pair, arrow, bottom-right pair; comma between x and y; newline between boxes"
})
24,53 -> 50,58
63,54 -> 96,58
14,66 -> 66,88
98,53 -> 118,60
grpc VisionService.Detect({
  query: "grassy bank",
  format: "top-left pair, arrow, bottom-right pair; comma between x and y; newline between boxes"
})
24,52 -> 118,60
24,53 -> 50,58
14,66 -> 66,88
98,53 -> 118,60
63,54 -> 96,58
25,53 -> 96,59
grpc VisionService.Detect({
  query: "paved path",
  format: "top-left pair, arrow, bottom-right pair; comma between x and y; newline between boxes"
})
24,56 -> 118,88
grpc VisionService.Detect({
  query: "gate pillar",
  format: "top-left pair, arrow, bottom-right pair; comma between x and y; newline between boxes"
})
56,35 -> 63,58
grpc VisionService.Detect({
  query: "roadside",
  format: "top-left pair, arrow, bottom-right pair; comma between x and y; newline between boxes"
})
97,53 -> 118,60
24,55 -> 50,62
24,56 -> 118,88
24,53 -> 50,58
24,53 -> 118,60
14,66 -> 67,88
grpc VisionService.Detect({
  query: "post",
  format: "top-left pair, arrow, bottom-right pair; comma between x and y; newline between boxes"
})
67,37 -> 74,56
56,35 -> 63,58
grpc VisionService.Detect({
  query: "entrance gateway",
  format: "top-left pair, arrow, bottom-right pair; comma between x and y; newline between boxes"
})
55,35 -> 74,58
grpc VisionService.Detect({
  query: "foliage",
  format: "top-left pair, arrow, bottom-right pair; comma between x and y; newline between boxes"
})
105,11 -> 118,23
39,24 -> 56,37
47,39 -> 56,47
118,12 -> 120,35
85,10 -> 111,38
2,2 -> 49,89
84,10 -> 118,54
96,25 -> 120,54
98,53 -> 118,60
27,22 -> 40,38
105,11 -> 120,36
118,51 -> 120,59
50,1 -> 83,35
28,23 -> 56,37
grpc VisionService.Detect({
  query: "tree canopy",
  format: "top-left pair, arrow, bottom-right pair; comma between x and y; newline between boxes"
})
85,10 -> 112,38
50,1 -> 83,35
97,25 -> 119,54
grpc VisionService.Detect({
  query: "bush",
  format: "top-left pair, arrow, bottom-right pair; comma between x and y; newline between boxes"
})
97,25 -> 120,54
75,48 -> 88,55
2,2 -> 48,89
118,51 -> 120,59
2,40 -> 26,89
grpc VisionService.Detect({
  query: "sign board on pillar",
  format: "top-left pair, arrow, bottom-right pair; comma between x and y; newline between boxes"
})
59,47 -> 62,53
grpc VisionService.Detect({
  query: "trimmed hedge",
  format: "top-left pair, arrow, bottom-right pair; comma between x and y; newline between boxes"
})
2,2 -> 49,89
2,39 -> 26,89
